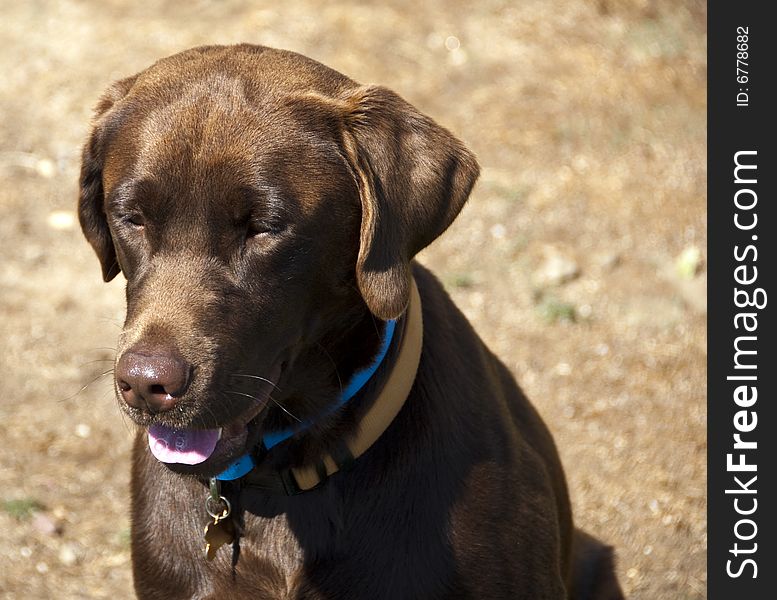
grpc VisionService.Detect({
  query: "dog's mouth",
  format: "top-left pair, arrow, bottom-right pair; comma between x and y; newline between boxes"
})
148,423 -> 225,465
144,394 -> 269,475
141,364 -> 283,475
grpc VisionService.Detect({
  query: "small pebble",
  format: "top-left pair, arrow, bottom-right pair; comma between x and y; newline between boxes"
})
599,253 -> 621,271
47,210 -> 76,230
534,247 -> 580,286
675,245 -> 702,279
32,513 -> 60,536
555,362 -> 572,376
490,223 -> 506,239
36,158 -> 56,178
59,543 -> 79,566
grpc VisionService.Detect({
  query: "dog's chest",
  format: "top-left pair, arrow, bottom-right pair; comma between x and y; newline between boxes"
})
204,512 -> 309,597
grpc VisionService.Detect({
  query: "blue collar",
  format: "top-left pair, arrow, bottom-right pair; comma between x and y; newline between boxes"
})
215,319 -> 397,481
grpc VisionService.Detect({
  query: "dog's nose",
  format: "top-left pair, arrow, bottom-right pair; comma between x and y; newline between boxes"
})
116,349 -> 191,414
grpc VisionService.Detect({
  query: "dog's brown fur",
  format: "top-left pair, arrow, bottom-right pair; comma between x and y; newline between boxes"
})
79,44 -> 624,599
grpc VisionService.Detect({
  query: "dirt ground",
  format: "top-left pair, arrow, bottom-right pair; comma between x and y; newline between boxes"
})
0,1 -> 706,598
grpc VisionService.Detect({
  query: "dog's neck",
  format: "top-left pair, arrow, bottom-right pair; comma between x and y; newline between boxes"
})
261,317 -> 397,452
215,277 -> 423,494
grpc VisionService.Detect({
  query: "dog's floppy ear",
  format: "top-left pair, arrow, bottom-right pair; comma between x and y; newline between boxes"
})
339,86 -> 479,320
78,75 -> 137,282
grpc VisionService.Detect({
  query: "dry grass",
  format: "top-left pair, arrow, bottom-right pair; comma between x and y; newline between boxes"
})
0,1 -> 706,597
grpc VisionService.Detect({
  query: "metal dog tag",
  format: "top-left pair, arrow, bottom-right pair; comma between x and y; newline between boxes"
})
204,511 -> 235,560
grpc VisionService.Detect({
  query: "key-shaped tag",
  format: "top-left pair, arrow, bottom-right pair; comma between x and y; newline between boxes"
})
204,510 -> 235,561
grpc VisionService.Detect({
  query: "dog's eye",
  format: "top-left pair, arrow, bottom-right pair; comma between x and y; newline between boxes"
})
122,213 -> 145,228
245,219 -> 284,239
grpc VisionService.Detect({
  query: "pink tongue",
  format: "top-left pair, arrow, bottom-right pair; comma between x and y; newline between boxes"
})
148,424 -> 220,465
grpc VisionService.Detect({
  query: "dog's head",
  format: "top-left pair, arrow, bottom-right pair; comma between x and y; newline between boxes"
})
79,45 -> 478,476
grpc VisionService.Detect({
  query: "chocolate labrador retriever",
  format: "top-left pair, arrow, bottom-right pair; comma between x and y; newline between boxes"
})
78,44 -> 623,599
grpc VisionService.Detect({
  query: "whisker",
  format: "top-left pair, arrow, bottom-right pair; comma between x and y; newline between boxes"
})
95,317 -> 122,330
60,369 -> 114,403
316,342 -> 343,397
78,358 -> 115,368
201,403 -> 221,430
226,389 -> 259,399
229,373 -> 282,392
115,395 -> 137,436
225,390 -> 269,405
367,309 -> 382,339
347,281 -> 382,339
225,390 -> 301,423
224,389 -> 273,420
